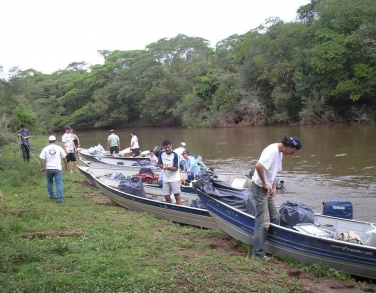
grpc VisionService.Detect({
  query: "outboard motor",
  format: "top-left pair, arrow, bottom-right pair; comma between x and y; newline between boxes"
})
179,160 -> 185,171
246,167 -> 256,179
152,146 -> 162,158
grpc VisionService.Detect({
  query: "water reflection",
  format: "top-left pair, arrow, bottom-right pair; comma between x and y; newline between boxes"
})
77,124 -> 376,222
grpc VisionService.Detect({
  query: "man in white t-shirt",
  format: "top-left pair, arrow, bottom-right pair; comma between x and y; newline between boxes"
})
130,132 -> 140,157
158,139 -> 181,205
39,135 -> 68,203
173,142 -> 186,170
251,135 -> 302,260
62,126 -> 77,173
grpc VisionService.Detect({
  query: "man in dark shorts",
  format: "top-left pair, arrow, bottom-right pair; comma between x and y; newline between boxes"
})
107,129 -> 121,156
62,126 -> 77,173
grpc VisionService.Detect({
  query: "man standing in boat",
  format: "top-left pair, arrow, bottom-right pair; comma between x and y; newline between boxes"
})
158,139 -> 182,205
107,129 -> 120,157
251,135 -> 302,260
173,142 -> 186,169
130,132 -> 140,157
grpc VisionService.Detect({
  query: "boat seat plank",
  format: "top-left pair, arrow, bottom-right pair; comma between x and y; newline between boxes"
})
231,178 -> 247,189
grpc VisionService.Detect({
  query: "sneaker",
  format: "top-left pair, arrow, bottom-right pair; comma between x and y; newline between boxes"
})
49,196 -> 55,199
252,255 -> 270,261
56,200 -> 64,203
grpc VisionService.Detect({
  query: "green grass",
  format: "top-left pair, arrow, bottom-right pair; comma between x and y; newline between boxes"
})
0,136 -> 373,293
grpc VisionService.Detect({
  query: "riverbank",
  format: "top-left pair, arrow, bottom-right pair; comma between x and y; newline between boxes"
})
0,138 -> 374,292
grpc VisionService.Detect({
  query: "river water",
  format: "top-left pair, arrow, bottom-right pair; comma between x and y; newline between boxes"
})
76,124 -> 376,222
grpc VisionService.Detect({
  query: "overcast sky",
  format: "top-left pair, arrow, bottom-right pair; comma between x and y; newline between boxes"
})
1,0 -> 309,76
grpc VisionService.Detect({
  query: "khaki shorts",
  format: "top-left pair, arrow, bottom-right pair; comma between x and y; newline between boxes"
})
162,181 -> 181,195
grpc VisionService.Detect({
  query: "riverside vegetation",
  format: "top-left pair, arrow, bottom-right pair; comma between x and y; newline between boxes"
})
1,0 -> 376,132
1,136 -> 375,292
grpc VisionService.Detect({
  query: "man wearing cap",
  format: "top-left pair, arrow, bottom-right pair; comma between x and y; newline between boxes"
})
182,150 -> 200,180
251,135 -> 302,260
39,135 -> 68,203
16,123 -> 31,162
173,142 -> 186,169
107,129 -> 120,157
62,126 -> 77,173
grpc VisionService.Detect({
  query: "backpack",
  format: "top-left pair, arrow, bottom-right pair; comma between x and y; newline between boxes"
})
135,167 -> 157,184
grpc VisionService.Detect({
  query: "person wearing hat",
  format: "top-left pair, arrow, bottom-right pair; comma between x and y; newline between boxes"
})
39,135 -> 68,203
182,150 -> 200,180
62,126 -> 77,173
16,123 -> 31,162
251,135 -> 302,261
107,129 -> 120,157
173,142 -> 187,169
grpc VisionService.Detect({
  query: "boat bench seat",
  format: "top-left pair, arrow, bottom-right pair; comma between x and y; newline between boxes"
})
231,177 -> 247,189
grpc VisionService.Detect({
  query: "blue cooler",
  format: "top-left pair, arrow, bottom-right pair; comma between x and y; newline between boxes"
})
322,199 -> 353,219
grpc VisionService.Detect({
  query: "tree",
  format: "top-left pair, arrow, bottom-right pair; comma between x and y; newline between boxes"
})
13,103 -> 37,127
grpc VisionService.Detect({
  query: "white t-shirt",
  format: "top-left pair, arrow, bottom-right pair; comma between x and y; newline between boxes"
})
157,151 -> 180,182
173,147 -> 185,164
39,144 -> 66,170
131,136 -> 139,149
252,143 -> 283,188
62,133 -> 75,152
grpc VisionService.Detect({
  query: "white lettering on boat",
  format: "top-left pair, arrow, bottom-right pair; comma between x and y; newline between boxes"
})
332,206 -> 345,210
330,244 -> 373,256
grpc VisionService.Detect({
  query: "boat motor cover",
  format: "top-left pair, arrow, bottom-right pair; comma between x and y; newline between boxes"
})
193,170 -> 255,215
279,201 -> 315,227
322,199 -> 353,219
105,172 -> 126,180
118,176 -> 146,198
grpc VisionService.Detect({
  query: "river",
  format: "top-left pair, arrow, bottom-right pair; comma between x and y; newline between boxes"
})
74,124 -> 376,222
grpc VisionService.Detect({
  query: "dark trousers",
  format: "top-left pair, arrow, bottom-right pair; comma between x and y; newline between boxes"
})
132,148 -> 140,157
21,144 -> 30,162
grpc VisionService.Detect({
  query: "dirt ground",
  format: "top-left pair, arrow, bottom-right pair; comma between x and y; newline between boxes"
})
92,193 -> 375,293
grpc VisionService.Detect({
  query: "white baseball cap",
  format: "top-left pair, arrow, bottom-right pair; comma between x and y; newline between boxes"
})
48,135 -> 56,141
180,142 -> 186,146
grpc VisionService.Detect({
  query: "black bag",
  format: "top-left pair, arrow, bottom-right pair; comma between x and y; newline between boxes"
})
139,167 -> 153,175
193,169 -> 255,215
118,176 -> 145,198
279,201 -> 315,227
105,172 -> 126,180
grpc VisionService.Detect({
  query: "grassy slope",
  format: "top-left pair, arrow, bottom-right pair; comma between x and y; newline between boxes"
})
0,137 -> 373,293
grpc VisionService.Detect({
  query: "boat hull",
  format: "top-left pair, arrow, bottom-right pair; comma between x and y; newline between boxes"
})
78,148 -> 143,162
78,166 -> 216,229
195,189 -> 376,280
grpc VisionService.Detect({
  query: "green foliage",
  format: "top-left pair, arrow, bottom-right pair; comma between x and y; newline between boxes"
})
0,116 -> 18,147
12,103 -> 37,128
1,0 -> 376,128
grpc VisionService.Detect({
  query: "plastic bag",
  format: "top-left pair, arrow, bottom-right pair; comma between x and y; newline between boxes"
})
118,176 -> 145,198
94,143 -> 105,153
88,147 -> 96,155
279,201 -> 315,227
366,224 -> 376,247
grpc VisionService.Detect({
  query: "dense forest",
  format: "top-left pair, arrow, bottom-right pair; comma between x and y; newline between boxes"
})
1,0 -> 376,135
